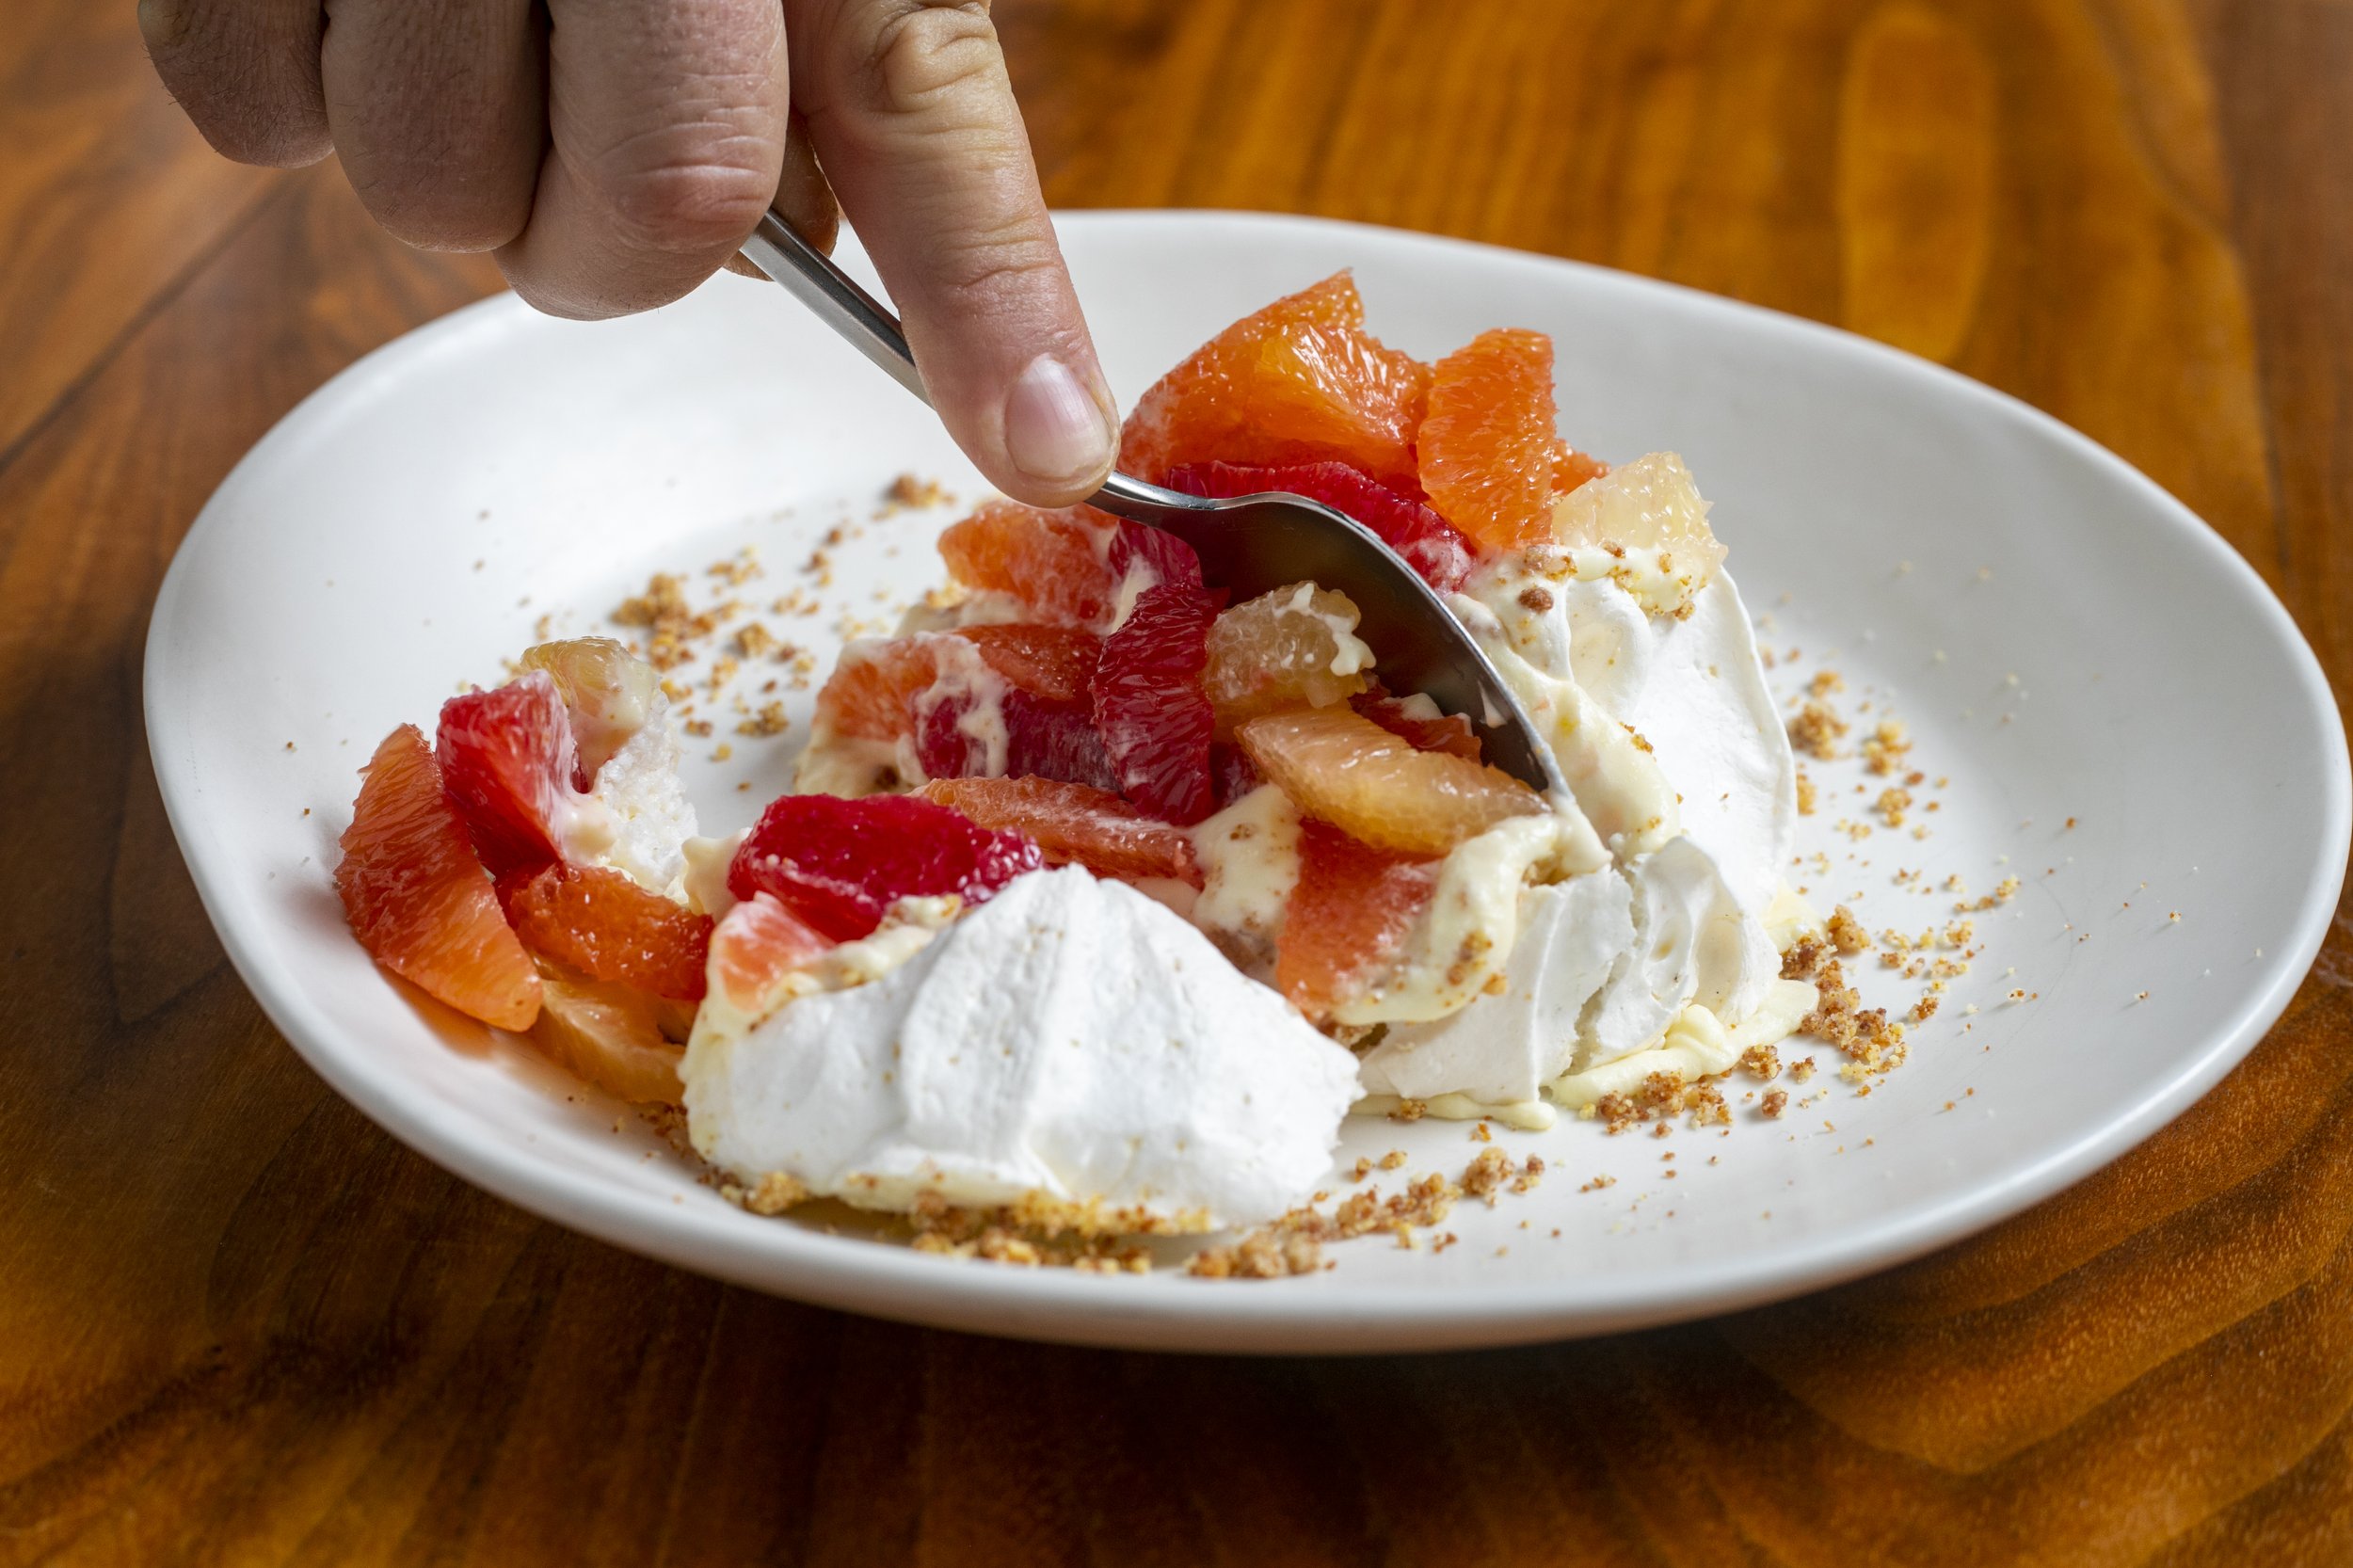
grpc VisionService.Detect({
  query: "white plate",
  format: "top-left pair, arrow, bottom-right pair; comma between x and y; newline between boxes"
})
146,212 -> 2349,1352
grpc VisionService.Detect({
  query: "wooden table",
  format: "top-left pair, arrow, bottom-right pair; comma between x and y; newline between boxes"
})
5,0 -> 2349,1560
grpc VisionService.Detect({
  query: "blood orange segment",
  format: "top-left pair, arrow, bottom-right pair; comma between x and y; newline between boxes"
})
506,861 -> 714,1000
1418,328 -> 1561,552
1092,584 -> 1220,825
937,503 -> 1203,630
437,670 -> 579,876
1164,460 -> 1473,592
1275,820 -> 1437,1017
1211,743 -> 1263,808
527,960 -> 686,1105
915,690 -> 1116,792
728,792 -> 1044,940
1201,582 -> 1371,737
1236,705 -> 1544,856
917,776 -> 1203,888
1120,272 -> 1432,490
1352,685 -> 1482,761
813,624 -> 1116,789
336,725 -> 541,1031
519,636 -> 659,785
707,892 -> 835,1016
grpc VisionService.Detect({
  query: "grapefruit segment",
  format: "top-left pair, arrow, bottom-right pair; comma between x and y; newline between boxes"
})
336,725 -> 541,1031
1418,328 -> 1561,552
437,671 -> 579,876
506,861 -> 713,1000
1201,582 -> 1371,737
1120,272 -> 1431,490
707,893 -> 835,1016
1275,820 -> 1437,1018
918,776 -> 1204,887
1236,705 -> 1544,856
728,792 -> 1044,940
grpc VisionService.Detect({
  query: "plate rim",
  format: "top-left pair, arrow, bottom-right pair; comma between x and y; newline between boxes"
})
144,208 -> 2353,1353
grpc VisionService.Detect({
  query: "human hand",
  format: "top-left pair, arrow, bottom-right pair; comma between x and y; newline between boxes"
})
141,0 -> 1119,505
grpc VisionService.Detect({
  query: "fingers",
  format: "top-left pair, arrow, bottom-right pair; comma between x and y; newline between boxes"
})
722,111 -> 841,280
139,0 -> 331,168
320,0 -> 545,251
497,0 -> 792,319
792,0 -> 1114,505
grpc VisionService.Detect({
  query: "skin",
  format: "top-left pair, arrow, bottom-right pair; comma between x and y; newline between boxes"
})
140,0 -> 1120,505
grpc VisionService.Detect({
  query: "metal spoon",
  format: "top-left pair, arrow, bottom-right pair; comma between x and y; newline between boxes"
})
738,209 -> 1567,795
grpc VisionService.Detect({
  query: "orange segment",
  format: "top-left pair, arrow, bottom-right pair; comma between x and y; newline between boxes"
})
1418,328 -> 1560,552
336,725 -> 541,1031
1276,820 -> 1437,1018
1118,272 -> 1432,489
506,861 -> 714,1000
917,776 -> 1203,887
1236,706 -> 1545,856
1550,440 -> 1609,496
937,501 -> 1124,627
526,959 -> 686,1105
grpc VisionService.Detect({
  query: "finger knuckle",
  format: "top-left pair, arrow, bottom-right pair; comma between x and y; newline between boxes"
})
591,131 -> 777,255
140,0 -> 330,168
859,2 -> 1004,118
927,218 -> 1064,305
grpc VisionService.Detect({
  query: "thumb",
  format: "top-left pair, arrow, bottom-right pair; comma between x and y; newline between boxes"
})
792,0 -> 1117,506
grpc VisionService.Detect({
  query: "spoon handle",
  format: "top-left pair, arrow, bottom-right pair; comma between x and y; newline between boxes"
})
739,208 -> 933,407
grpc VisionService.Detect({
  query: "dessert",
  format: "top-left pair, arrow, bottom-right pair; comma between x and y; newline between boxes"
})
333,271 -> 1828,1257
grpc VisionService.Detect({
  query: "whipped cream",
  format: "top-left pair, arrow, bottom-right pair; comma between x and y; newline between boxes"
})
1335,455 -> 1812,1113
551,689 -> 698,892
683,867 -> 1361,1228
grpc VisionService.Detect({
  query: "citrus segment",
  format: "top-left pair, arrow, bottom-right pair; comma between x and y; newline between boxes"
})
507,861 -> 713,1000
1352,685 -> 1482,761
1092,584 -> 1220,824
437,671 -> 578,875
1202,582 -> 1372,737
728,792 -> 1044,940
1550,440 -> 1609,496
336,724 -> 541,1031
519,636 -> 660,784
707,892 -> 835,1016
1164,459 -> 1473,592
1275,820 -> 1437,1017
1119,272 -> 1432,490
1418,328 -> 1561,552
918,776 -> 1203,888
526,959 -> 686,1105
937,504 -> 1202,631
1549,450 -> 1726,588
1235,705 -> 1544,856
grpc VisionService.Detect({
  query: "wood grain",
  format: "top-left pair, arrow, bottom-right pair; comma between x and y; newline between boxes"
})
2,0 -> 2348,1561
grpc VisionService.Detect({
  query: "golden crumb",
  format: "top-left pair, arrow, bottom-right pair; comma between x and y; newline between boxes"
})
1796,768 -> 1817,815
1910,993 -> 1941,1024
1761,1089 -> 1789,1118
883,472 -> 950,511
1862,718 -> 1912,776
1808,669 -> 1847,697
1791,1057 -> 1817,1083
1380,1149 -> 1408,1170
1826,905 -> 1872,954
1875,786 -> 1913,827
1738,1044 -> 1783,1080
735,701 -> 791,737
1388,1098 -> 1429,1123
1789,700 -> 1849,760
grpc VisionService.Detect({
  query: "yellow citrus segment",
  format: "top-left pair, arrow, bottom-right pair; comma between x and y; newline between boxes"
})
1201,583 -> 1372,738
1235,706 -> 1545,856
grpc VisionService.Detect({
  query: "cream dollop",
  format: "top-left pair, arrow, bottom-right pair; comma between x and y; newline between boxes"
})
682,868 -> 1361,1229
